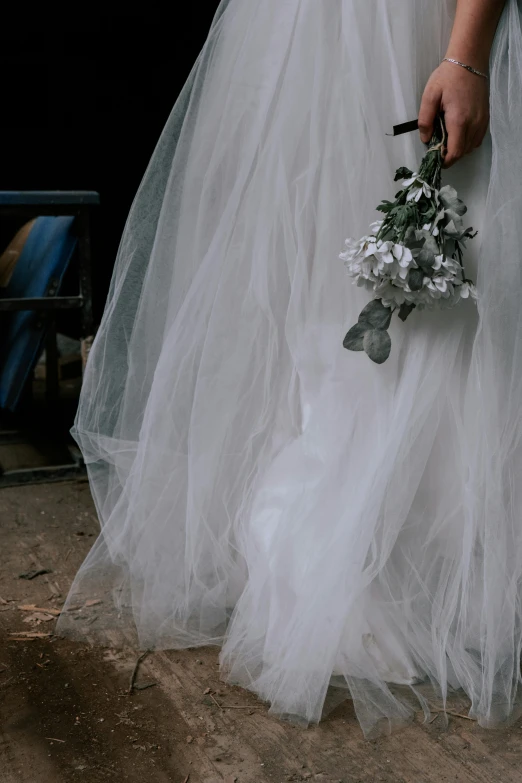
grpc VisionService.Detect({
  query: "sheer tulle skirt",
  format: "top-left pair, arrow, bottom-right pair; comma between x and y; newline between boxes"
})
57,0 -> 522,737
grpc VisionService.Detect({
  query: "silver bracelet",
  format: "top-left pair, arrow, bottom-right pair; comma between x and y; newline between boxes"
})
442,58 -> 489,80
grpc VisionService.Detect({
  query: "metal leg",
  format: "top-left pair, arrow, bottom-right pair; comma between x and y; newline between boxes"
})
76,208 -> 94,338
45,318 -> 60,405
76,207 -> 95,373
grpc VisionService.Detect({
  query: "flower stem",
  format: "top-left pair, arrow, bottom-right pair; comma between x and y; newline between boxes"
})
418,115 -> 446,189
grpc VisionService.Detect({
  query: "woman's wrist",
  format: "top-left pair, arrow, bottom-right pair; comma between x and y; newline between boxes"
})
444,0 -> 507,74
442,58 -> 489,79
443,48 -> 490,74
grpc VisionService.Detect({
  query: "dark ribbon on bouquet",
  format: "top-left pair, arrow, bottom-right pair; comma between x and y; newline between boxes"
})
387,119 -> 419,136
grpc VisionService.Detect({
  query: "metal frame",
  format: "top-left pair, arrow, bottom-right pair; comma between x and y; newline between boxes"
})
0,191 -> 99,487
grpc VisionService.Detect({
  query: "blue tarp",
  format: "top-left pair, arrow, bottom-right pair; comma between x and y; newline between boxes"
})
0,216 -> 77,411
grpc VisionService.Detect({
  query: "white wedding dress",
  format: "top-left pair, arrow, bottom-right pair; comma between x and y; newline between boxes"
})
58,0 -> 522,737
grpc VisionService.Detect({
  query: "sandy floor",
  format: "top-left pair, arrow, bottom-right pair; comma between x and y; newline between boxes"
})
1,480 -> 522,783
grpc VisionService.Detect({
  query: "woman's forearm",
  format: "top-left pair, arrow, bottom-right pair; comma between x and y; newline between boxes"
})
445,0 -> 507,72
419,0 -> 507,164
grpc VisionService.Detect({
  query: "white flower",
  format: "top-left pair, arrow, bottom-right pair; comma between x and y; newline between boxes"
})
390,244 -> 414,280
340,236 -> 368,262
395,244 -> 413,265
373,240 -> 394,266
459,282 -> 478,300
433,277 -> 449,293
441,256 -> 463,276
340,219 -> 477,314
404,176 -> 432,203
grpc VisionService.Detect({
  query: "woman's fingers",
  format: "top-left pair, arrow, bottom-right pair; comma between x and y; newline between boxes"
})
418,83 -> 442,143
443,110 -> 489,167
470,115 -> 490,150
442,113 -> 469,167
419,63 -> 490,167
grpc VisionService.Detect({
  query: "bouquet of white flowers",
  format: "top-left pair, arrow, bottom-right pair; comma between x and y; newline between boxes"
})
340,117 -> 477,364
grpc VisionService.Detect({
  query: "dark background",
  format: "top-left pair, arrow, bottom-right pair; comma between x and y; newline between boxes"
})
0,7 -> 221,320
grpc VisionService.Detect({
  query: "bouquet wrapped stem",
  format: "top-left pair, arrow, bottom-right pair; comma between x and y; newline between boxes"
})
340,115 -> 477,364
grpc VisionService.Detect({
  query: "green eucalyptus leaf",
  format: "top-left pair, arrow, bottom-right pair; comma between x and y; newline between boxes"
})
363,329 -> 392,364
423,235 -> 439,254
408,268 -> 425,291
415,228 -> 431,242
398,302 -> 416,322
443,219 -> 463,239
417,235 -> 438,272
343,322 -> 369,351
455,201 -> 467,216
358,299 -> 393,330
434,208 -> 446,226
438,184 -> 457,203
443,209 -> 464,230
421,204 -> 436,220
417,248 -> 435,272
438,185 -> 467,216
451,200 -> 467,217
445,238 -> 456,256
394,166 -> 414,182
403,225 -> 417,245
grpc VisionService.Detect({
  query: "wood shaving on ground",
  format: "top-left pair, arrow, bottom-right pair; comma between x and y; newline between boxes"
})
18,605 -> 61,616
8,631 -> 52,639
210,693 -> 224,711
59,599 -> 102,613
18,569 -> 52,580
133,682 -> 157,691
22,613 -> 56,625
128,651 -> 151,695
425,704 -> 476,721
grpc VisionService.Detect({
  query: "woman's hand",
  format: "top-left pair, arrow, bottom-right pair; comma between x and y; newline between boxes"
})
418,0 -> 507,168
418,60 -> 490,168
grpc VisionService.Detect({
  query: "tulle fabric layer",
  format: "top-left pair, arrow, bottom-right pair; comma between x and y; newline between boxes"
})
57,0 -> 522,737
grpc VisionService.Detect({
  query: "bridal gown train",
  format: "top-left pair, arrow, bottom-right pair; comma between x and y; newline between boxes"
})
58,0 -> 522,736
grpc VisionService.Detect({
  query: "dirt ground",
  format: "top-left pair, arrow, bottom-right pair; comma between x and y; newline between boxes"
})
2,482 -> 522,783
